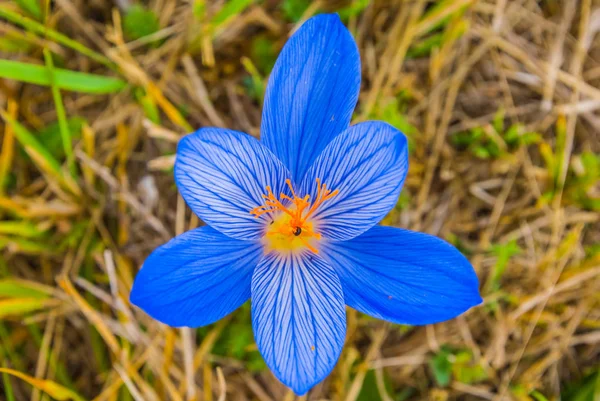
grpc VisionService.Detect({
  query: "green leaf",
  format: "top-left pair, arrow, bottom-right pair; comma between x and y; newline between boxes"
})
0,368 -> 86,401
0,279 -> 51,299
36,117 -> 86,160
471,127 -> 484,140
407,33 -> 443,58
205,303 -> 268,373
0,298 -> 51,318
0,236 -> 56,255
135,89 -> 161,124
282,0 -> 311,22
0,34 -> 32,53
503,124 -> 521,147
56,221 -> 89,252
0,111 -> 80,196
451,131 -> 476,148
193,0 -> 205,20
2,113 -> 61,175
44,49 -> 77,178
430,346 -> 488,387
251,36 -> 277,75
484,141 -> 501,158
212,0 -> 255,29
241,57 -> 265,103
430,347 -> 453,387
472,146 -> 491,159
228,323 -> 253,359
579,152 -> 600,187
530,390 -> 550,401
493,108 -> 505,134
446,233 -> 473,256
0,6 -> 113,68
521,132 -> 542,146
2,368 -> 16,401
246,352 -> 267,372
123,5 -> 160,41
503,124 -> 541,148
585,244 -> 600,258
338,0 -> 370,20
356,370 -> 395,401
419,0 -> 470,34
14,0 -> 42,19
452,351 -> 488,384
395,191 -> 412,211
369,97 -> 418,153
0,60 -> 126,94
0,221 -> 49,238
380,101 -> 417,136
562,369 -> 600,401
486,240 -> 521,294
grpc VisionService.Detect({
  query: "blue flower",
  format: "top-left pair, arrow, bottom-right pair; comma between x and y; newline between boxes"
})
130,14 -> 482,395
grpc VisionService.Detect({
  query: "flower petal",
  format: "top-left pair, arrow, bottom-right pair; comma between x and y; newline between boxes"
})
322,226 -> 482,325
251,251 -> 346,395
175,128 -> 291,240
261,14 -> 361,182
130,226 -> 262,327
300,121 -> 408,241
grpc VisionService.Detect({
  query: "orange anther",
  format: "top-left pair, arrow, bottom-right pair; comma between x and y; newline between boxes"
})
250,178 -> 338,254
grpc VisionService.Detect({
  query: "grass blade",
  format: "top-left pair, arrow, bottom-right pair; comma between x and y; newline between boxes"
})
0,368 -> 86,401
0,110 -> 81,197
0,221 -> 49,238
0,278 -> 51,299
0,100 -> 17,195
212,0 -> 255,29
0,298 -> 54,318
43,49 -> 77,178
0,6 -> 112,68
2,367 -> 16,401
0,59 -> 126,94
14,0 -> 42,19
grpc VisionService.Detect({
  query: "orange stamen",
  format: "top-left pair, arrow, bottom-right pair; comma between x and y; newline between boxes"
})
249,178 -> 338,254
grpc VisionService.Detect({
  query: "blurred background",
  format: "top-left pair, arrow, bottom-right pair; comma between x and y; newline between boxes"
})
0,0 -> 599,400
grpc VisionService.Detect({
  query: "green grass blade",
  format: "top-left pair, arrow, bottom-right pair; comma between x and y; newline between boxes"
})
2,366 -> 16,401
212,0 -> 255,29
0,279 -> 51,299
0,111 -> 80,197
1,112 -> 61,173
26,324 -> 77,391
0,60 -> 126,94
338,0 -> 371,20
0,6 -> 113,68
0,323 -> 25,371
0,236 -> 56,255
0,367 -> 86,401
0,221 -> 49,238
43,49 -> 76,178
14,0 -> 42,19
0,298 -> 51,318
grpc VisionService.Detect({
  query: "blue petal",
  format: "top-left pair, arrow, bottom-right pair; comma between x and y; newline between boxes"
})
130,226 -> 262,327
299,121 -> 408,241
251,251 -> 346,395
261,14 -> 361,182
322,226 -> 483,325
175,128 -> 291,240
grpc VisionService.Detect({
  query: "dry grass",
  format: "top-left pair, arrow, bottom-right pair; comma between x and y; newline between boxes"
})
0,0 -> 599,400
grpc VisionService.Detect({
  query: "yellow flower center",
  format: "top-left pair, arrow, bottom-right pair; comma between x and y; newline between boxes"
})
250,179 -> 338,254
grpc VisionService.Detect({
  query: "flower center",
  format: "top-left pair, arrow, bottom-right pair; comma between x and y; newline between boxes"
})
250,179 -> 338,254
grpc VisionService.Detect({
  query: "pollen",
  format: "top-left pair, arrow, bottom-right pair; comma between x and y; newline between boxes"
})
250,179 -> 338,254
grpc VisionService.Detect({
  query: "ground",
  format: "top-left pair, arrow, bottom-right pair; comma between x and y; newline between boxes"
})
0,0 -> 599,400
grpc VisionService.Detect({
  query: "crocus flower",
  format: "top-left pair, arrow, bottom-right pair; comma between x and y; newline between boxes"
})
130,14 -> 482,395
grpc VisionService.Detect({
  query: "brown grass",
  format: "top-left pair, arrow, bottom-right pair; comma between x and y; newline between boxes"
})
0,0 -> 599,400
